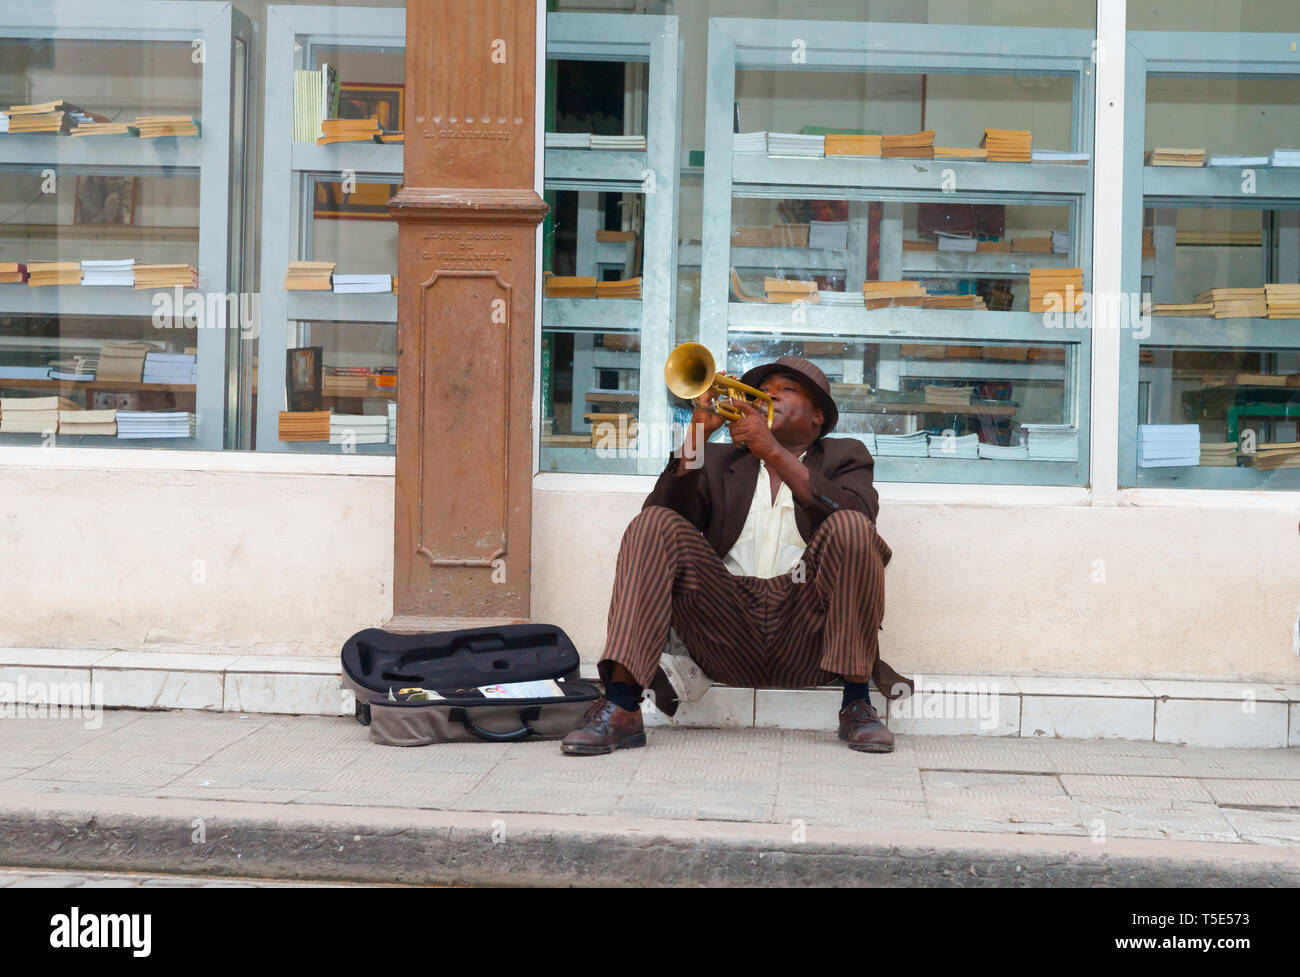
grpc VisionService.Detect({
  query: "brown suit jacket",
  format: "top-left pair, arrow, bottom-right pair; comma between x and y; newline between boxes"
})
641,436 -> 911,696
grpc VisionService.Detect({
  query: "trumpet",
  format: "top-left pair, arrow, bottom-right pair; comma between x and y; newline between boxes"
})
665,342 -> 774,427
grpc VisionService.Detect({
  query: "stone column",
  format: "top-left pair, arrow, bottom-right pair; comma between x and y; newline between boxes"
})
387,0 -> 547,631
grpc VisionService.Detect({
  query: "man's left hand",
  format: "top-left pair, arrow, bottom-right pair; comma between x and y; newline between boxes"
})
728,399 -> 780,461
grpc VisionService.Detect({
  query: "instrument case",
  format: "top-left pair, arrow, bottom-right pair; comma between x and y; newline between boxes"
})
341,625 -> 600,746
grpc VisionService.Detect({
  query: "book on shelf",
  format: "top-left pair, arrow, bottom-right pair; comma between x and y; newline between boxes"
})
981,128 -> 1031,162
732,131 -> 768,155
1051,229 -> 1070,254
292,63 -> 338,142
1264,283 -> 1300,318
133,265 -> 198,289
924,384 -> 974,407
922,294 -> 987,310
590,134 -> 646,151
142,352 -> 196,385
0,395 -> 78,434
285,260 -> 336,291
935,232 -> 977,252
1151,302 -> 1214,316
1029,267 -> 1085,313
927,432 -> 980,459
543,274 -> 598,298
69,122 -> 134,137
1243,442 -> 1300,470
59,409 -> 116,436
317,118 -> 379,144
1011,237 -> 1054,254
898,344 -> 945,359
1198,442 -> 1237,467
330,413 -> 388,445
0,262 -> 28,284
1269,149 -> 1300,167
595,229 -> 636,243
116,410 -> 196,439
731,226 -> 774,247
1232,372 -> 1300,387
1193,287 -> 1267,318
817,290 -> 865,308
130,115 -> 200,138
8,100 -> 84,116
387,401 -> 397,445
808,220 -> 848,250
544,132 -> 592,149
595,277 -> 642,299
932,147 -> 987,161
1207,154 -> 1269,167
1147,148 -> 1205,167
863,280 -> 926,309
1021,423 -> 1078,462
903,239 -> 938,252
332,273 -> 391,294
27,262 -> 81,286
278,410 -> 331,442
0,365 -> 52,380
1138,424 -> 1200,468
95,342 -> 152,382
881,130 -> 934,159
766,132 -> 825,157
976,239 -> 1012,253
4,104 -> 80,134
824,134 -> 882,157
874,432 -> 928,457
729,270 -> 764,303
978,441 -> 1030,460
80,258 -> 134,287
1031,149 -> 1090,164
764,278 -> 819,304
372,130 -> 404,144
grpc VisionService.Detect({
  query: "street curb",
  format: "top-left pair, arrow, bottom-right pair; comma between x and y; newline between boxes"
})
2,792 -> 1298,887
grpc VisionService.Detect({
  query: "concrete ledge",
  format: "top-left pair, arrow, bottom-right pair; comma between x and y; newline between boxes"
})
1,791 -> 1297,888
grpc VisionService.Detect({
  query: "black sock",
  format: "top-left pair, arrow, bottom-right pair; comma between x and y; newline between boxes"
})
841,681 -> 870,710
604,680 -> 642,711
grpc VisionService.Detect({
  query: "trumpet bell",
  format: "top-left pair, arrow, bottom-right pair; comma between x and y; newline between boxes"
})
664,341 -> 717,401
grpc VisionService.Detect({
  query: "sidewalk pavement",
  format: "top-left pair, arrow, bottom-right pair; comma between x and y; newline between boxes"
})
1,709 -> 1298,886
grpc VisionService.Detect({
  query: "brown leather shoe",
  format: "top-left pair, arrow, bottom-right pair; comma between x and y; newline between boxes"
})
561,697 -> 646,756
838,699 -> 894,753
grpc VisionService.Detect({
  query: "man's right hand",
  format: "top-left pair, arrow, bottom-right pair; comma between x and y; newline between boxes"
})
675,377 -> 727,472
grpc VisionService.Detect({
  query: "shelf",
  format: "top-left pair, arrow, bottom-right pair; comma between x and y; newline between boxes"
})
677,243 -> 849,272
543,149 -> 648,191
1133,465 -> 1300,490
290,140 -> 403,178
0,378 -> 195,393
1143,165 -> 1300,202
277,441 -> 394,455
539,444 -> 641,474
850,401 -> 1019,418
285,290 -> 397,324
727,303 -> 1072,344
542,297 -> 642,332
0,134 -> 201,173
731,155 -> 1089,198
1143,316 -> 1300,349
896,359 -> 1066,382
0,285 -> 189,318
902,250 -> 1073,277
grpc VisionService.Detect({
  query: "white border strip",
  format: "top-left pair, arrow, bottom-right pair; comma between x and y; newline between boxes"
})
0,446 -> 395,477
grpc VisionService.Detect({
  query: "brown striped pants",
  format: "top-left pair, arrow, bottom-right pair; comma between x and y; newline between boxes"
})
598,506 -> 895,691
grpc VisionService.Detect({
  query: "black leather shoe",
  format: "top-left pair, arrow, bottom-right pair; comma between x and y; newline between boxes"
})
838,699 -> 894,753
561,697 -> 646,756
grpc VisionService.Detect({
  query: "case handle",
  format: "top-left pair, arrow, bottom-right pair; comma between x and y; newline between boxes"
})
451,706 -> 541,743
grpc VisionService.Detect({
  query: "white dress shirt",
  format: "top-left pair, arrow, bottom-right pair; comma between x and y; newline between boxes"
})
722,453 -> 807,579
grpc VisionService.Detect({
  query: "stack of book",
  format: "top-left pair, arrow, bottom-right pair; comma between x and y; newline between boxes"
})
545,132 -> 591,149
332,273 -> 391,294
142,352 -> 196,385
1011,236 -> 1054,253
1270,149 -> 1300,167
1031,149 -> 1090,164
0,262 -> 27,283
69,121 -> 133,137
818,290 -> 865,308
373,130 -> 403,144
0,396 -> 75,433
927,432 -> 980,459
1231,372 -> 1300,387
595,277 -> 642,299
771,223 -> 810,246
1194,287 -> 1267,318
978,441 -> 1029,460
1209,153 -> 1270,166
0,366 -> 51,379
116,410 -> 196,439
1029,267 -> 1085,314
977,239 -> 1012,253
5,101 -> 81,134
587,413 -> 637,448
330,413 -> 387,445
766,132 -> 824,157
48,358 -> 94,381
0,111 -> 6,134
824,134 -> 882,157
1147,148 -> 1205,167
1264,284 -> 1300,318
1199,442 -> 1238,467
808,220 -> 848,249
96,342 -> 151,382
922,294 -> 987,310
284,260 -> 335,290
982,128 -> 1031,162
764,278 -> 818,304
590,134 -> 646,151
59,408 -> 116,435
318,118 -> 379,144
881,130 -> 934,159
1022,423 -> 1078,461
1138,424 -> 1200,468
278,410 -> 331,442
732,131 -> 768,155
543,274 -> 597,298
27,262 -> 81,286
924,385 -> 974,407
293,64 -> 339,142
862,280 -> 926,309
1245,442 -> 1300,470
1051,229 -> 1070,254
134,265 -> 198,289
1151,300 -> 1214,316
933,146 -> 987,161
387,401 -> 397,445
80,258 -> 134,287
323,368 -> 373,397
874,432 -> 929,457
936,232 -> 977,252
131,115 -> 199,138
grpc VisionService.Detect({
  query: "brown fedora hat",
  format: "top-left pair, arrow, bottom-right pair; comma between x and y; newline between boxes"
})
740,355 -> 839,436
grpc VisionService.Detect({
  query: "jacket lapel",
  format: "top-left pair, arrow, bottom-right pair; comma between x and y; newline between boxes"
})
716,447 -> 760,556
794,440 -> 827,542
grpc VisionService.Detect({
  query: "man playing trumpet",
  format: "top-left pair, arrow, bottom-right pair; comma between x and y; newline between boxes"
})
562,353 -> 912,756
